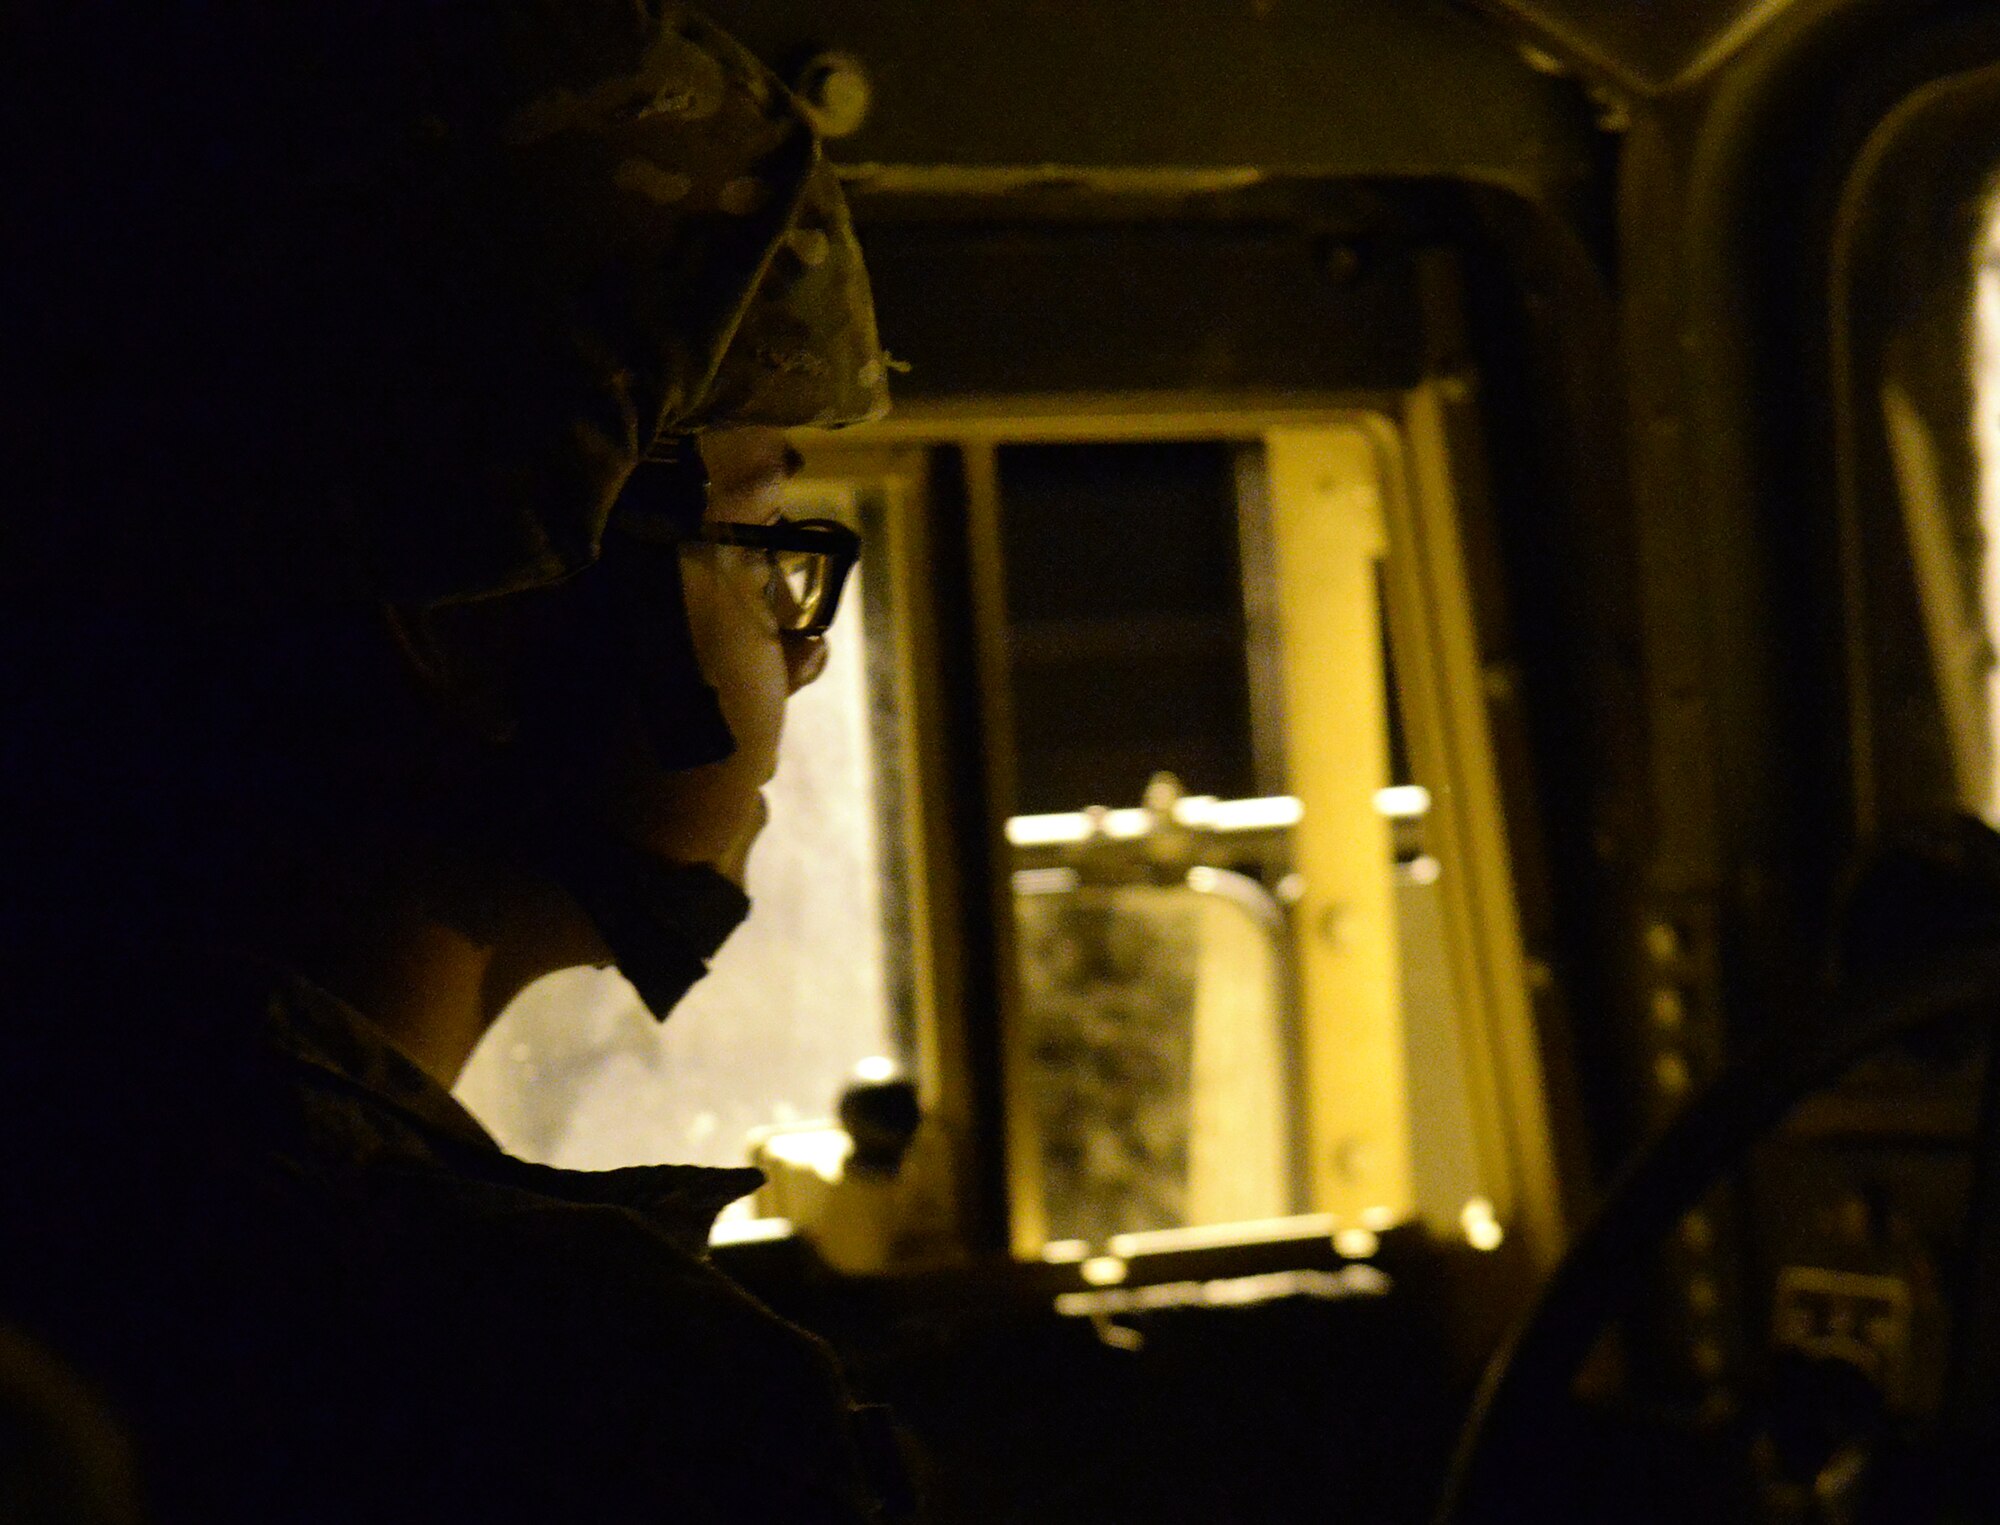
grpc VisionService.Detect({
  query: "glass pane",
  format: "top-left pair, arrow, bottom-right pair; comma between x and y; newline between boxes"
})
1975,199 -> 2000,821
776,548 -> 823,619
455,480 -> 905,1171
994,425 -> 1498,1256
997,441 -> 1254,813
1018,873 -> 1293,1245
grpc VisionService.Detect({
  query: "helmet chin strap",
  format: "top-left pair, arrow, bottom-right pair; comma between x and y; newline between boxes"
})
600,510 -> 737,774
535,829 -> 751,1023
600,435 -> 739,773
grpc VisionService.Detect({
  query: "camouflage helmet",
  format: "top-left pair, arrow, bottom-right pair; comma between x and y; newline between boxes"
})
5,3 -> 888,609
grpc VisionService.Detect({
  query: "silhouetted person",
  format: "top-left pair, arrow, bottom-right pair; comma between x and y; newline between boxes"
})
0,6 -> 904,1520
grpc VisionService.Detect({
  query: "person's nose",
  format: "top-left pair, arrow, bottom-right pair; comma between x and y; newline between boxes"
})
782,632 -> 829,693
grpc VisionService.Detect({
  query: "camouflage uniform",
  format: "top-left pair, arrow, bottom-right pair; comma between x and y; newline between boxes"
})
0,946 -> 913,1523
1,5 -> 909,1520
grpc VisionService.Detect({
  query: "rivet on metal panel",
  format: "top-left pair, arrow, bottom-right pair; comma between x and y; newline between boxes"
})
1334,1226 -> 1381,1260
1692,1339 -> 1727,1378
1653,1051 -> 1692,1096
1687,1275 -> 1721,1315
1316,240 -> 1365,287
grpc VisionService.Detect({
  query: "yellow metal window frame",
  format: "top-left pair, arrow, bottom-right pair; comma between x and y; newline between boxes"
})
806,389 -> 1566,1274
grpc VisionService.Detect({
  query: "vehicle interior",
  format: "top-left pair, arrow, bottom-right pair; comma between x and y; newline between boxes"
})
443,2 -> 2000,1518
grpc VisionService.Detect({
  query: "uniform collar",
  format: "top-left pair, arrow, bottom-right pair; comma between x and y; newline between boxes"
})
256,958 -> 764,1253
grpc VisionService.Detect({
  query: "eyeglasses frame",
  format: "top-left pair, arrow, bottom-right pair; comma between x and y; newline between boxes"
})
611,506 -> 861,638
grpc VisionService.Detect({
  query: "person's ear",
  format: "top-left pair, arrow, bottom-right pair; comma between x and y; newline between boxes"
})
380,602 -> 521,746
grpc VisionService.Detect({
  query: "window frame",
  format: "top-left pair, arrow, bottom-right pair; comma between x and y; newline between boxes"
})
812,389 -> 1568,1276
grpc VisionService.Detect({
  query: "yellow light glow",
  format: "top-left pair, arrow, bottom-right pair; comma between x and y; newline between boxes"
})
1171,794 -> 1223,826
1373,785 -> 1432,818
1053,1264 -> 1393,1319
761,1126 -> 853,1184
1107,1214 -> 1337,1260
1012,866 -> 1080,895
1460,1196 -> 1504,1252
708,1214 -> 794,1247
1100,808 -> 1154,840
853,1055 -> 898,1084
1333,1227 -> 1380,1260
1005,812 -> 1092,847
1200,795 -> 1304,832
1040,1238 -> 1090,1264
1081,1255 -> 1129,1286
1006,795 -> 1302,845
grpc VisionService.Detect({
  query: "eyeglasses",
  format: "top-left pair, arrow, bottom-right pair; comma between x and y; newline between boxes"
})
612,506 -> 861,637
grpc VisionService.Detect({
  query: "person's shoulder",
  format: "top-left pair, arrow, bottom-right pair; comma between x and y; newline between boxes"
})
373,1164 -> 818,1379
351,1181 -> 901,1521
